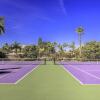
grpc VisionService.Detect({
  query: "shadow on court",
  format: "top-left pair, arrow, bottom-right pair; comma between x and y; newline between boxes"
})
0,71 -> 12,75
0,67 -> 21,70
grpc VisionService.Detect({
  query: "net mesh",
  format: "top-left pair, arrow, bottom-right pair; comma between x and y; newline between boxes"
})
0,58 -> 46,65
54,58 -> 100,65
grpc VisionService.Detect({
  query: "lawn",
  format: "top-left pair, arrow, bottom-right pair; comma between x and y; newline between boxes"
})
0,61 -> 100,100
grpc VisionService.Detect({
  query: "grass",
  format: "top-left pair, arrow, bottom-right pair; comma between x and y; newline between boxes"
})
0,61 -> 100,100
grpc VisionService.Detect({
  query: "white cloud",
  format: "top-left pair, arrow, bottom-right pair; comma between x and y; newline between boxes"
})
1,0 -> 54,22
59,0 -> 67,16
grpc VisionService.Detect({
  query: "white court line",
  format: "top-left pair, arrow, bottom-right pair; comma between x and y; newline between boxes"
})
86,70 -> 100,71
0,69 -> 20,84
0,74 -> 10,80
15,65 -> 39,84
60,64 -> 100,85
0,65 -> 40,85
69,65 -> 100,80
59,65 -> 83,85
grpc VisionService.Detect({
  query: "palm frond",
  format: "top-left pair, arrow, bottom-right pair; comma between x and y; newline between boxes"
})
0,17 -> 5,34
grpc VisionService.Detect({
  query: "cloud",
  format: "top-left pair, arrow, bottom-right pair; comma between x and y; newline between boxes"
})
59,0 -> 67,16
34,14 -> 55,22
1,0 -> 54,22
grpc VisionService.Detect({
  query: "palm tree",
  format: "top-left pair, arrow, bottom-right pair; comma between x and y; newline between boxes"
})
58,44 -> 63,52
11,42 -> 21,54
76,26 -> 84,58
46,42 -> 56,58
57,44 -> 65,58
63,43 -> 68,51
69,42 -> 76,58
23,45 -> 38,58
2,43 -> 11,54
69,42 -> 75,51
37,37 -> 44,58
0,17 -> 5,34
0,17 -> 5,59
38,37 -> 43,46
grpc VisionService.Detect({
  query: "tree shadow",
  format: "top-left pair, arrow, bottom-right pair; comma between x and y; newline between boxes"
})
0,67 -> 21,70
0,71 -> 12,75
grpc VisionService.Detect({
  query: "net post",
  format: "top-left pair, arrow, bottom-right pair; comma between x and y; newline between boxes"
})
54,58 -> 56,65
44,58 -> 46,65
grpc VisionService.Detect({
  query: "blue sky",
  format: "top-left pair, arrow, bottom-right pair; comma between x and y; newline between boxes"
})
0,0 -> 100,46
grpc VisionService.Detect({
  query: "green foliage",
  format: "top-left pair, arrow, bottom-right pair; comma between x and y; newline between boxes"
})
23,45 -> 38,58
2,43 -> 11,53
0,25 -> 4,34
0,51 -> 6,58
37,40 -> 56,58
38,37 -> 43,46
76,26 -> 84,34
76,26 -> 84,57
82,41 -> 100,59
0,17 -> 5,34
1,37 -> 100,60
69,42 -> 76,51
11,41 -> 21,54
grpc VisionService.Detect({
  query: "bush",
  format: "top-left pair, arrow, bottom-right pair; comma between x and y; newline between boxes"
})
0,51 -> 6,58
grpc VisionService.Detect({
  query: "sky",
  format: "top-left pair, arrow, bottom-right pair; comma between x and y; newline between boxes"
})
0,0 -> 100,46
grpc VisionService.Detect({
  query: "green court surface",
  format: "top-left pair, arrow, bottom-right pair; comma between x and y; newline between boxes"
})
0,61 -> 100,100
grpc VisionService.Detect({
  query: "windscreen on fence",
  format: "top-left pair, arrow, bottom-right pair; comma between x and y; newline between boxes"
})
0,58 -> 46,65
54,58 -> 100,65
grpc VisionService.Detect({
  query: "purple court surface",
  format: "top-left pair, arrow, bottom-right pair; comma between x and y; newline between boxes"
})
62,63 -> 100,85
0,63 -> 38,84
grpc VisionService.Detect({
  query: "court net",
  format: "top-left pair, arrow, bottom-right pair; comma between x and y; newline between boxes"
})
54,58 -> 100,65
0,58 -> 46,65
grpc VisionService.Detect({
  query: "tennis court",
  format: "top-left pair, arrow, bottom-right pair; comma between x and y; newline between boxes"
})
0,61 -> 100,100
0,58 -> 100,85
57,59 -> 100,84
0,58 -> 44,84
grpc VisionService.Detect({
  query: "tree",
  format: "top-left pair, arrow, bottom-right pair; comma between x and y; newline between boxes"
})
0,17 -> 6,58
58,44 -> 63,52
37,38 -> 56,58
63,43 -> 69,51
46,42 -> 55,56
0,51 -> 6,58
38,37 -> 43,47
2,43 -> 11,54
0,17 -> 5,34
53,42 -> 57,49
37,37 -> 44,58
57,43 -> 66,58
11,42 -> 21,54
58,43 -> 68,52
69,42 -> 76,58
82,41 -> 100,59
76,26 -> 84,58
69,42 -> 75,51
23,45 -> 38,58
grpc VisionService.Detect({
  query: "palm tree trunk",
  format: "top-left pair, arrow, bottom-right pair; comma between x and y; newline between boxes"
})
79,34 -> 82,58
15,49 -> 17,54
